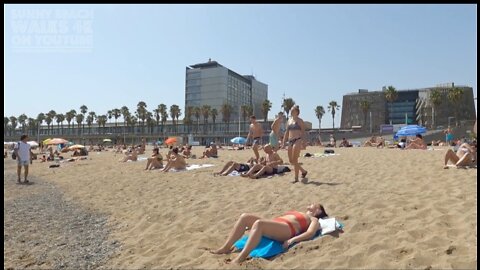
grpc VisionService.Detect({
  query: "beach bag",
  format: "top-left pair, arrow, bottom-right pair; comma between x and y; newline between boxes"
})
324,149 -> 335,154
12,142 -> 19,160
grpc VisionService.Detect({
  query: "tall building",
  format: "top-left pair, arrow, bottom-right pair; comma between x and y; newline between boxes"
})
185,59 -> 268,122
340,83 -> 476,131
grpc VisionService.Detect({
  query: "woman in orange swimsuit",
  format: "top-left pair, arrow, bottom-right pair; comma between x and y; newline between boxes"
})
211,203 -> 328,264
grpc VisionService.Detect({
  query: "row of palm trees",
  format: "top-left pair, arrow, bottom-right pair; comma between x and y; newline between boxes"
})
4,99 -> 276,137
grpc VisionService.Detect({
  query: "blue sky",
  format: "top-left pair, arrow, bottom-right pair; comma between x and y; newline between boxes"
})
4,4 -> 477,128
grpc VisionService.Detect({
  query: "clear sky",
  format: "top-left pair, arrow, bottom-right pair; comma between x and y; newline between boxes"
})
4,4 -> 477,129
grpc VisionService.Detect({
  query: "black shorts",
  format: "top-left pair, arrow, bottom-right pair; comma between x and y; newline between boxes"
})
253,137 -> 261,145
238,164 -> 250,172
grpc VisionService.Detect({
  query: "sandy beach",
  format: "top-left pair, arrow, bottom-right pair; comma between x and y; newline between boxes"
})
4,145 -> 477,269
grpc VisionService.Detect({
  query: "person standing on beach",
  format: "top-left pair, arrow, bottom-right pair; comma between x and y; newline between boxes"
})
13,134 -> 33,184
444,126 -> 453,145
270,112 -> 284,151
281,105 -> 308,183
246,115 -> 264,162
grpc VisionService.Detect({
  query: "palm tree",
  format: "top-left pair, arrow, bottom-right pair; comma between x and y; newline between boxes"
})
447,87 -> 464,127
359,100 -> 371,131
9,116 -> 17,136
86,111 -> 96,134
328,101 -> 340,130
36,113 -> 45,137
75,114 -> 84,135
112,108 -> 121,127
261,99 -> 272,123
314,105 -> 325,135
153,107 -> 161,131
194,106 -> 201,134
146,112 -> 155,134
137,101 -> 148,133
220,103 -> 233,134
65,110 -> 77,135
97,115 -> 108,134
202,105 -> 211,134
46,110 -> 56,135
158,104 -> 168,135
107,110 -> 113,125
211,108 -> 218,133
80,105 -> 88,134
27,118 -> 35,136
18,114 -> 28,134
384,86 -> 398,124
282,98 -> 295,119
170,105 -> 181,134
55,113 -> 65,135
185,106 -> 194,133
4,117 -> 9,136
429,88 -> 442,129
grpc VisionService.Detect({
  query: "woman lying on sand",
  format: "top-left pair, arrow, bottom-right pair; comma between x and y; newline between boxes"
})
162,147 -> 187,172
213,157 -> 258,176
211,203 -> 328,264
444,142 -> 477,169
406,134 -> 427,150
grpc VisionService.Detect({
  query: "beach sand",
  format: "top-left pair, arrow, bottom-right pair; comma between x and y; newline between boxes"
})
4,146 -> 477,269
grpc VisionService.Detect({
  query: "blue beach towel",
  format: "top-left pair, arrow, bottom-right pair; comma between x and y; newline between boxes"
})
233,219 -> 344,258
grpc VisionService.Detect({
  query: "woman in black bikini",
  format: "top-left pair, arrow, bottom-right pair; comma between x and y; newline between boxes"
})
281,105 -> 308,183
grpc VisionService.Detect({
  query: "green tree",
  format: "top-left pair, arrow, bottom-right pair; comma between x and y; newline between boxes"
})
9,116 -> 17,136
359,100 -> 371,131
261,99 -> 272,123
55,113 -> 65,135
18,114 -> 28,134
429,88 -> 443,129
137,101 -> 148,133
158,104 -> 168,134
211,108 -> 218,132
447,87 -> 464,127
221,103 -> 233,135
328,101 -> 340,130
202,105 -> 211,133
282,98 -> 295,119
65,110 -> 77,134
194,106 -> 201,134
4,117 -> 9,136
314,105 -> 325,135
384,86 -> 398,124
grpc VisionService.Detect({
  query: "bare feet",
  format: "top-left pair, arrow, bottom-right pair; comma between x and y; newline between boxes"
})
291,178 -> 299,183
210,247 -> 233,255
301,171 -> 308,178
443,165 -> 449,169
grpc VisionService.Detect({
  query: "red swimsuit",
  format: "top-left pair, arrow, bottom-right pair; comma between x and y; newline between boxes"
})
273,211 -> 309,237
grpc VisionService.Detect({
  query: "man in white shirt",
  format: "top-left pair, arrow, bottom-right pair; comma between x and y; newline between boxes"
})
14,134 -> 33,184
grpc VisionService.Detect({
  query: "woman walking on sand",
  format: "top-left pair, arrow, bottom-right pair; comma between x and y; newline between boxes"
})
281,105 -> 308,183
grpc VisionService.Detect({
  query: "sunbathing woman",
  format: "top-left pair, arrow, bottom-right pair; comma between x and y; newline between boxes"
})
145,148 -> 163,170
201,143 -> 218,158
211,203 -> 328,264
162,147 -> 187,172
444,142 -> 476,169
214,157 -> 258,176
119,148 -> 138,162
406,134 -> 427,150
240,144 -> 283,179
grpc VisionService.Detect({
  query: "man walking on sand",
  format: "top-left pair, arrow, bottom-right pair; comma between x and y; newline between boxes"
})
270,112 -> 284,151
14,134 -> 33,184
246,115 -> 264,162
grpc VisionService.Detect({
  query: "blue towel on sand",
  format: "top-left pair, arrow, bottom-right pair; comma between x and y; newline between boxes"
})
233,221 -> 344,258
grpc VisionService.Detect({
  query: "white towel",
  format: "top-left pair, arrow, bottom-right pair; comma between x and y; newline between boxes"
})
318,217 -> 340,235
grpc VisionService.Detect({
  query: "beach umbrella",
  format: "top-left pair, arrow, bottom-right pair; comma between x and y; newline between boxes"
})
395,125 -> 427,137
68,144 -> 85,150
165,137 -> 177,145
103,138 -> 112,143
230,136 -> 247,144
27,141 -> 39,147
46,138 -> 69,145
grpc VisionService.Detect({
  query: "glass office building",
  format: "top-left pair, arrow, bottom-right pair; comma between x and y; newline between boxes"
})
185,60 -> 268,122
